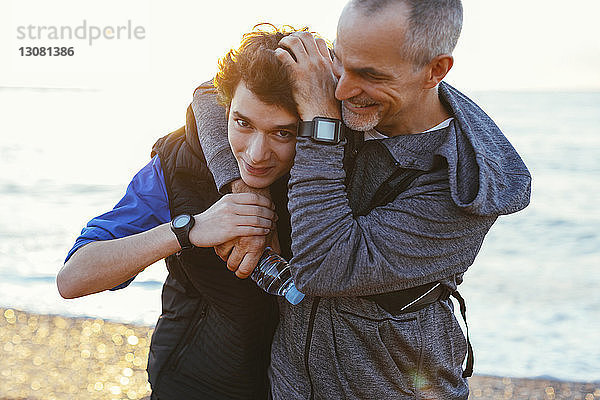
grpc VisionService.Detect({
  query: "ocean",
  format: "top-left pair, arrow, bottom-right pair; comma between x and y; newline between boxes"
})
0,87 -> 598,382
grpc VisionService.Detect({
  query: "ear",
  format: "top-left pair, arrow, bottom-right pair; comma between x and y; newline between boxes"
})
423,54 -> 453,89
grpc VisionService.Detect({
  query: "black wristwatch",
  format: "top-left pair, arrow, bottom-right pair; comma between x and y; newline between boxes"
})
297,117 -> 344,144
170,214 -> 195,250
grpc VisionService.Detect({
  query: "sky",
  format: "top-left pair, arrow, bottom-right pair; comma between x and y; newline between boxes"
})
1,0 -> 599,96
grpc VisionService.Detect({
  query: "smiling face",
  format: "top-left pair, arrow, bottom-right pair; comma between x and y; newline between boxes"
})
228,81 -> 298,189
333,3 -> 430,134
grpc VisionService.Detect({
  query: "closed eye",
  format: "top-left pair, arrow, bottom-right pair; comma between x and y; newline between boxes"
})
360,71 -> 387,81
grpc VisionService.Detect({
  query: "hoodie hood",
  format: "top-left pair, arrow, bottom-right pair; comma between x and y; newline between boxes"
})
435,82 -> 531,216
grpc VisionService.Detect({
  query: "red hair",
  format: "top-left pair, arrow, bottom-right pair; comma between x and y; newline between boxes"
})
214,23 -> 311,118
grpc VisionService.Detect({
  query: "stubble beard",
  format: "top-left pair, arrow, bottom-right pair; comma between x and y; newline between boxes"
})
341,101 -> 382,132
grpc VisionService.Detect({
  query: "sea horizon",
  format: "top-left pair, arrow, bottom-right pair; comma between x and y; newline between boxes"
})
1,87 -> 599,381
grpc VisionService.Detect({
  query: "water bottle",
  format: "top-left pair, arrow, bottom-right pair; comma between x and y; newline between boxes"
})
251,247 -> 305,305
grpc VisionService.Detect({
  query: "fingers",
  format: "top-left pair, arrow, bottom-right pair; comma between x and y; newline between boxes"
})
226,192 -> 275,210
220,193 -> 277,225
226,246 -> 245,273
222,236 -> 268,277
224,193 -> 277,225
215,242 -> 234,262
274,47 -> 297,65
269,229 -> 281,254
233,215 -> 274,230
274,32 -> 339,120
276,32 -> 322,64
193,193 -> 277,247
277,35 -> 307,64
233,202 -> 276,218
315,38 -> 331,60
235,252 -> 262,279
234,226 -> 272,237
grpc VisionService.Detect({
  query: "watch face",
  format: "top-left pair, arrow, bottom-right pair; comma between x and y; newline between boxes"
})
173,214 -> 191,229
315,119 -> 337,141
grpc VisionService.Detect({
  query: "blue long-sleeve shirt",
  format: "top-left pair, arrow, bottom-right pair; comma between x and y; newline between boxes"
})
64,156 -> 170,290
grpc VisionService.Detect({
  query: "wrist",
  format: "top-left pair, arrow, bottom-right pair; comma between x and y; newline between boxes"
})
298,101 -> 341,121
230,179 -> 271,197
297,116 -> 345,144
300,110 -> 341,121
157,222 -> 184,253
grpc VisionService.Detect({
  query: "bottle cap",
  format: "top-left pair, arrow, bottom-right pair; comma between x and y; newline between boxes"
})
284,284 -> 305,305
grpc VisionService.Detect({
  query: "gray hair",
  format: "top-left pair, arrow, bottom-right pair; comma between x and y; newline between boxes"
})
349,0 -> 463,67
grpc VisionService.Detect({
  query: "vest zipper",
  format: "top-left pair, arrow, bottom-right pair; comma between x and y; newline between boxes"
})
153,299 -> 207,394
171,301 -> 208,371
304,297 -> 321,400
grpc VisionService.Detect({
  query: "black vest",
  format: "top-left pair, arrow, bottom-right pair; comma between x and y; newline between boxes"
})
146,107 -> 291,400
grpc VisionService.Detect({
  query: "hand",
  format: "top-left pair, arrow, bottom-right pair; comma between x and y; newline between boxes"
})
275,32 -> 341,120
214,180 -> 278,279
215,226 -> 280,279
189,193 -> 275,248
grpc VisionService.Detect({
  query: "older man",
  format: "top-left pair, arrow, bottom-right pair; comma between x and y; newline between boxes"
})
193,0 -> 531,398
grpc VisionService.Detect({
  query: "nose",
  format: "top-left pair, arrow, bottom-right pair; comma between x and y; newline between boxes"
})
246,133 -> 270,164
334,66 -> 361,101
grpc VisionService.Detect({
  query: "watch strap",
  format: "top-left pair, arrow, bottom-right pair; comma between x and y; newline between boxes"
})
297,120 -> 314,138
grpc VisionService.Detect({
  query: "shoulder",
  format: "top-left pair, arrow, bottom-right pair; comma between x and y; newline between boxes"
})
151,126 -> 212,181
151,126 -> 186,160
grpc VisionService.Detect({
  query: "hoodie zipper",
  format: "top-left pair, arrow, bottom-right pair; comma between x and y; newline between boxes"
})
304,297 -> 321,400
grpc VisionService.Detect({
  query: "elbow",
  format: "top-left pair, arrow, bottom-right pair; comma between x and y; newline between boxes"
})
295,280 -> 320,297
295,276 -> 340,297
293,267 -> 333,297
292,254 -> 357,297
56,265 -> 79,299
291,254 -> 339,296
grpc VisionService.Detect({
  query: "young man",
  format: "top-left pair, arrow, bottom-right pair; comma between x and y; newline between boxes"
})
193,1 -> 532,399
58,25 -> 304,399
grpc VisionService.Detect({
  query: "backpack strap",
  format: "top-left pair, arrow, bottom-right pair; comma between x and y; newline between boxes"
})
368,167 -> 428,210
365,164 -> 475,378
450,290 -> 474,378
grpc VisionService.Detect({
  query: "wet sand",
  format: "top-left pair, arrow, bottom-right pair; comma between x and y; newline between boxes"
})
1,307 -> 598,400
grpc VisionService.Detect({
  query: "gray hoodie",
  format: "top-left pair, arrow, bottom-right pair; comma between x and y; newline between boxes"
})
193,82 -> 531,399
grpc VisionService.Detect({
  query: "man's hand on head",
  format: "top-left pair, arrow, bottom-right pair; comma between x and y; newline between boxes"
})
215,179 -> 275,279
275,32 -> 341,121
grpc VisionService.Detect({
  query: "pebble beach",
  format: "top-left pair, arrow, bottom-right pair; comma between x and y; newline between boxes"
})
1,307 -> 598,400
